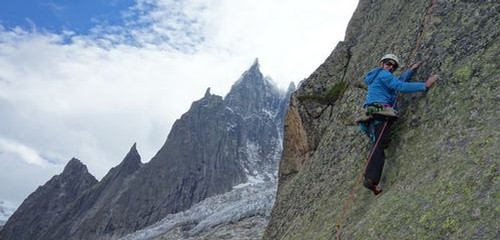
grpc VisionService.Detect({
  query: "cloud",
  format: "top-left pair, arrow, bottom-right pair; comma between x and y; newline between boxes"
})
0,152 -> 62,206
40,1 -> 65,13
86,0 -> 208,52
0,26 -> 246,179
0,0 -> 359,204
0,137 -> 47,166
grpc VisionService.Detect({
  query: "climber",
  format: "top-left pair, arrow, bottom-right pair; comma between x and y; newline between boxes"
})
357,53 -> 439,195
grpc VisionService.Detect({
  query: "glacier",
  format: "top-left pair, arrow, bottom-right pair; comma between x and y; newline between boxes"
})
120,180 -> 277,240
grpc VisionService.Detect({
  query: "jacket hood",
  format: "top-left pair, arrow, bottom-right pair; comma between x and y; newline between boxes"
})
364,68 -> 383,85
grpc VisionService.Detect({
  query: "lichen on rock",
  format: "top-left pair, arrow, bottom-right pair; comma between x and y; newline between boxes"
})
264,0 -> 499,239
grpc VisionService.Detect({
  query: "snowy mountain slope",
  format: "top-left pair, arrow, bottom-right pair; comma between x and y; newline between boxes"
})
1,60 -> 294,240
118,60 -> 292,240
154,216 -> 268,240
120,180 -> 277,240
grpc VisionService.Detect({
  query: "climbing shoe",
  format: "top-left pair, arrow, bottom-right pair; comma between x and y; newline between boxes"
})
363,178 -> 382,195
355,111 -> 372,123
372,106 -> 398,121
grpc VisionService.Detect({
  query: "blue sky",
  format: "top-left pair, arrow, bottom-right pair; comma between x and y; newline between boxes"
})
0,0 -> 358,208
1,0 -> 134,34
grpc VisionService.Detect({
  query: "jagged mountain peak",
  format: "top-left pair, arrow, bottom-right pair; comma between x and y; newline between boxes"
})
232,59 -> 265,87
56,158 -> 97,189
0,157 -> 98,240
2,58 -> 290,240
228,58 -> 282,95
225,59 -> 283,117
287,81 -> 296,93
190,88 -> 223,110
250,57 -> 260,70
62,158 -> 92,177
204,87 -> 212,98
98,143 -> 142,186
120,143 -> 142,172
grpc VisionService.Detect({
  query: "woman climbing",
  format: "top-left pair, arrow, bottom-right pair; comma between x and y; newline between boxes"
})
357,53 -> 439,195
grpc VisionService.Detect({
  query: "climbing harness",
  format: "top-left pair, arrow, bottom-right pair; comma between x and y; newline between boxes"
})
334,0 -> 438,239
359,118 -> 383,142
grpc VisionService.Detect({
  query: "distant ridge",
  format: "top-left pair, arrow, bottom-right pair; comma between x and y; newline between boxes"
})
1,60 -> 295,240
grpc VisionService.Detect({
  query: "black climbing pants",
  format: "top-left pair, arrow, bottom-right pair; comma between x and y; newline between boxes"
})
364,121 -> 392,185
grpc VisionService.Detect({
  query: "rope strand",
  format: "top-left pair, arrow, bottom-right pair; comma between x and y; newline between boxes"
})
335,121 -> 388,240
335,1 -> 438,238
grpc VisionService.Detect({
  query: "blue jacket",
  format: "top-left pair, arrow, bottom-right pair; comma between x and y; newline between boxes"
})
364,67 -> 426,106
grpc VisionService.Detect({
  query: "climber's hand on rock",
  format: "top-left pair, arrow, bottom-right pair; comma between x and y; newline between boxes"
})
425,74 -> 439,89
410,62 -> 421,71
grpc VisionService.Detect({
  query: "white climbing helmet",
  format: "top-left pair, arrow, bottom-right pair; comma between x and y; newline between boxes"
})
380,54 -> 400,67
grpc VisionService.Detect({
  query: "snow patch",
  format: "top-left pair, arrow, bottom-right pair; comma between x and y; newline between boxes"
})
233,174 -> 265,189
226,121 -> 237,132
262,108 -> 277,118
238,140 -> 269,182
120,180 -> 277,240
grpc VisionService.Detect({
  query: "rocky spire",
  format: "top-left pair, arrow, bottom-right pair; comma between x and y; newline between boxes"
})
204,87 -> 212,98
250,58 -> 260,71
37,144 -> 143,240
0,159 -> 97,240
94,143 -> 142,189
3,59 -> 290,240
287,81 -> 296,94
62,158 -> 90,175
240,58 -> 263,84
225,58 -> 282,117
59,158 -> 97,186
118,143 -> 142,176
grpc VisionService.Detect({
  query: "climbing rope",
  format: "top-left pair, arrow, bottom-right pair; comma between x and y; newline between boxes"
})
335,120 -> 388,240
334,0 -> 437,239
302,100 -> 334,119
300,81 -> 348,119
407,0 -> 438,65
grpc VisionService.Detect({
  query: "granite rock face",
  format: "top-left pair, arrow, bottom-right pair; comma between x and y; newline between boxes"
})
45,144 -> 144,239
0,159 -> 97,240
265,1 -> 498,239
86,60 -> 290,239
1,60 -> 293,240
225,59 -> 292,180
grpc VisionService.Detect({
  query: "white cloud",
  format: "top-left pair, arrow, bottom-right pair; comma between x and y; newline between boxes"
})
0,137 -> 47,166
0,0 -> 358,205
87,0 -> 207,51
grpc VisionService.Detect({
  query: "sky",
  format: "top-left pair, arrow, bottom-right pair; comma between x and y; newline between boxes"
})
0,0 -> 359,207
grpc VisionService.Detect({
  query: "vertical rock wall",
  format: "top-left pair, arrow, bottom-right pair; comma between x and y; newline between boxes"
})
265,0 -> 499,239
